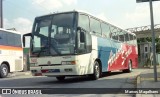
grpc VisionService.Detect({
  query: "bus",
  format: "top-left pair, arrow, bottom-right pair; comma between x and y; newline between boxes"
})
0,28 -> 23,78
23,10 -> 138,81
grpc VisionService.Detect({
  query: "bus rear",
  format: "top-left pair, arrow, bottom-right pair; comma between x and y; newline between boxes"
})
0,28 -> 23,78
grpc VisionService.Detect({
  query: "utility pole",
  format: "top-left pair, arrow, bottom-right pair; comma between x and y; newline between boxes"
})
149,0 -> 157,82
0,0 -> 3,28
136,0 -> 159,82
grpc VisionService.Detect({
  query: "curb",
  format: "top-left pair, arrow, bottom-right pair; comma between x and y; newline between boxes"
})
136,75 -> 141,88
136,74 -> 141,97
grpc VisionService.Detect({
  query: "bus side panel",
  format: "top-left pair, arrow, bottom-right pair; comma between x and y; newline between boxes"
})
97,37 -> 117,72
0,46 -> 23,72
107,43 -> 138,71
76,53 -> 95,75
128,45 -> 138,68
108,43 -> 128,71
89,36 -> 99,73
96,37 -> 138,72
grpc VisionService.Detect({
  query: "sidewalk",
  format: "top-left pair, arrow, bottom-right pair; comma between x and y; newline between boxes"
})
136,66 -> 160,97
8,71 -> 32,78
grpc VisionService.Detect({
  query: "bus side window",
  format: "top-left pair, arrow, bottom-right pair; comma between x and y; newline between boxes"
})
124,33 -> 129,43
77,27 -> 91,54
90,17 -> 101,35
78,14 -> 90,32
101,22 -> 110,38
0,31 -> 7,45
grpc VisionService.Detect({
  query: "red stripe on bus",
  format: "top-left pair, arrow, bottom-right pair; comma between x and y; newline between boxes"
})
0,45 -> 23,51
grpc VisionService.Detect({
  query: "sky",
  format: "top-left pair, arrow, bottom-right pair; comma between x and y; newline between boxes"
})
3,0 -> 160,34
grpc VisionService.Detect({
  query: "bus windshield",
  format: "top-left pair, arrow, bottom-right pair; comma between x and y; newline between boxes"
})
31,13 -> 77,56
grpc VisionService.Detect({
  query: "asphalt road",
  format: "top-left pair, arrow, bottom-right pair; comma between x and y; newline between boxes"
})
0,68 -> 149,97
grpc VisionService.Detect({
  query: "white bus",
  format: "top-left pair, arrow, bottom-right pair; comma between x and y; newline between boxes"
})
0,28 -> 23,78
23,11 -> 138,81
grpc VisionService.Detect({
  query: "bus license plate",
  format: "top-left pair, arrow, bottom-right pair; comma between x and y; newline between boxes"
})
48,69 -> 60,73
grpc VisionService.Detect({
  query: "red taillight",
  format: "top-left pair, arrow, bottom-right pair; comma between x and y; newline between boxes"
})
41,69 -> 48,73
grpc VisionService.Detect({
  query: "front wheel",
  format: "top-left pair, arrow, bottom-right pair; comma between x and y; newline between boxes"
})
56,76 -> 65,81
0,64 -> 9,78
90,61 -> 101,80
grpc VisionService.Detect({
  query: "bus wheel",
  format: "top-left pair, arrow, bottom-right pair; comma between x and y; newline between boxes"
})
91,61 -> 100,80
123,61 -> 132,73
0,63 -> 9,78
56,76 -> 65,81
128,61 -> 132,72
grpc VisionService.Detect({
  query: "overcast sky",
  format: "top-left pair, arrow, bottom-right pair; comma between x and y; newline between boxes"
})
3,0 -> 160,34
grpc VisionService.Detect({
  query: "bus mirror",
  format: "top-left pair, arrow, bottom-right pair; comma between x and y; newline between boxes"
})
51,29 -> 54,33
23,33 -> 32,47
77,27 -> 85,43
80,31 -> 85,43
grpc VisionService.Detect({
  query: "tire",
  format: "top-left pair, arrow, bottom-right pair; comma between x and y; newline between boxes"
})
91,61 -> 101,80
128,61 -> 132,73
0,64 -> 9,78
123,60 -> 132,73
56,76 -> 65,81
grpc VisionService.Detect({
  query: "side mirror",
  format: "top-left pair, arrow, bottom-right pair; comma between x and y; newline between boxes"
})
23,33 -> 32,47
80,31 -> 85,43
51,29 -> 54,33
77,27 -> 85,43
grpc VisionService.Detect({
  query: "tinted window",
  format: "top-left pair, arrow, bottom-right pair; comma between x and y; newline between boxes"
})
14,34 -> 21,47
101,22 -> 110,38
124,33 -> 129,42
112,32 -> 119,40
77,29 -> 92,54
110,26 -> 116,33
129,34 -> 134,44
0,31 -> 7,45
7,33 -> 15,46
119,31 -> 125,42
78,14 -> 90,32
90,17 -> 101,35
0,30 -> 21,47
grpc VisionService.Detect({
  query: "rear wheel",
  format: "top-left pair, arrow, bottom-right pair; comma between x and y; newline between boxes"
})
123,60 -> 132,73
0,63 -> 9,78
128,61 -> 132,72
90,61 -> 101,80
56,76 -> 65,81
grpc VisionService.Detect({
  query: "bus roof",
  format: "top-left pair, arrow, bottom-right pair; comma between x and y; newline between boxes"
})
0,28 -> 21,35
36,10 -> 136,36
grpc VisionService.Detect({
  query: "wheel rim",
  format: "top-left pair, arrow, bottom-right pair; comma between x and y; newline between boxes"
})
95,63 -> 100,78
2,67 -> 8,76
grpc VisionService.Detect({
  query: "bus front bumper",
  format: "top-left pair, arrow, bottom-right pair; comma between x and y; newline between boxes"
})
30,65 -> 84,77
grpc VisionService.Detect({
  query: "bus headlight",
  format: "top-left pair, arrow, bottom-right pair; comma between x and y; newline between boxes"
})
61,61 -> 76,65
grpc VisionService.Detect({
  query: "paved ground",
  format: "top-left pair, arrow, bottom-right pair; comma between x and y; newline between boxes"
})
3,67 -> 160,97
0,69 -> 149,97
136,66 -> 160,97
